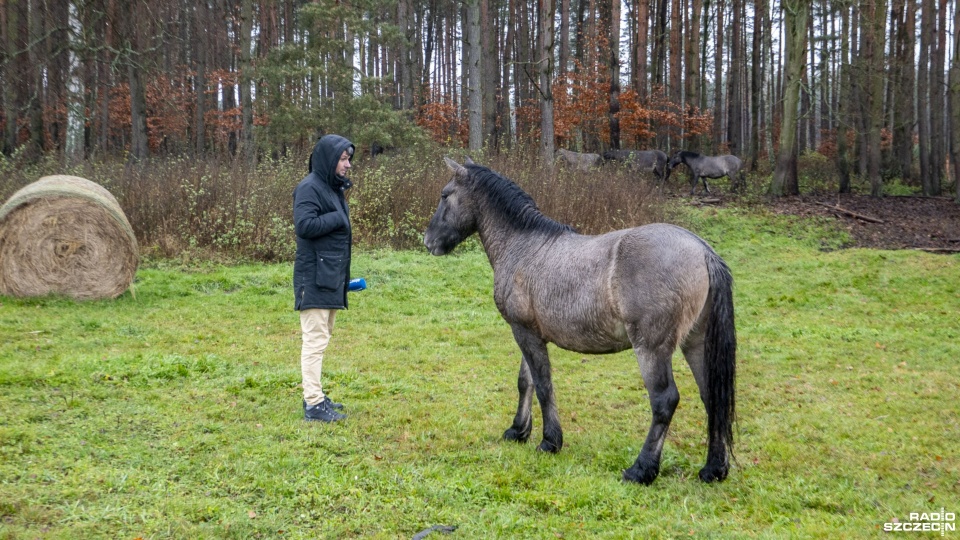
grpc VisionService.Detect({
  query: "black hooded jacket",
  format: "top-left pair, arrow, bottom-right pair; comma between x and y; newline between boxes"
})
293,134 -> 355,310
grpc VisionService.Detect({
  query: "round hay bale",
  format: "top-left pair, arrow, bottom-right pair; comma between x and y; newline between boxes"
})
0,175 -> 138,299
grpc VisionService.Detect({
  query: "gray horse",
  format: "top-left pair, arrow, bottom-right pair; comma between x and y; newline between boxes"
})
424,158 -> 737,485
602,149 -> 670,183
556,148 -> 601,171
668,150 -> 745,195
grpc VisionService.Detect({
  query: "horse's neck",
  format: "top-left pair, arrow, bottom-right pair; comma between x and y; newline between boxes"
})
475,212 -> 557,272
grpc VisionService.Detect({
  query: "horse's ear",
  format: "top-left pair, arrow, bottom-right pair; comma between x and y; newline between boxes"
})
464,156 -> 475,165
444,157 -> 467,176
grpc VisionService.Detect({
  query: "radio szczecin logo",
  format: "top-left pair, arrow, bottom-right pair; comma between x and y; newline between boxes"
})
884,509 -> 956,534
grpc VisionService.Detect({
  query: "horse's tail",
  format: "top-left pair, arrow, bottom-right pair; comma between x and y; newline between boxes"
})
704,251 -> 737,461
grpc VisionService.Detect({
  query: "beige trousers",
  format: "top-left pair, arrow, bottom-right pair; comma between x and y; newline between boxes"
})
300,308 -> 337,406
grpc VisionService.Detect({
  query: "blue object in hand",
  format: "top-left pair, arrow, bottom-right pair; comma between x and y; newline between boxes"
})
348,278 -> 367,291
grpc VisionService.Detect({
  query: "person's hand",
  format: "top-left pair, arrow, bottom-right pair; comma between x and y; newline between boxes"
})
336,210 -> 350,230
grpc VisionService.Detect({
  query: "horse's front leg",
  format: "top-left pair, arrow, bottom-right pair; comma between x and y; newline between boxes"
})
509,325 -> 562,453
503,356 -> 534,443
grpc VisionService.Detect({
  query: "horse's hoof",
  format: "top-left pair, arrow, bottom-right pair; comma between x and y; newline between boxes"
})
622,464 -> 659,485
697,464 -> 729,483
503,428 -> 530,443
536,440 -> 561,453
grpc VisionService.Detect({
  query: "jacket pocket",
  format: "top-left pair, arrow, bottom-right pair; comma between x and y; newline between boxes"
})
315,250 -> 348,291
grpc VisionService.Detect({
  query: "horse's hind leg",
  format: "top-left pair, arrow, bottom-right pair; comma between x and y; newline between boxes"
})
508,325 -> 562,453
681,326 -> 730,483
622,343 -> 679,485
503,356 -> 534,443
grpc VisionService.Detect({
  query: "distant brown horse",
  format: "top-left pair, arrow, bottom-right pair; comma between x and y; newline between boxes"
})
556,148 -> 601,171
424,157 -> 738,485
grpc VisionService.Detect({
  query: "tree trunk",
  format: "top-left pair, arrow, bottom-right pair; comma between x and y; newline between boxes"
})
481,0 -> 498,149
65,1 -> 85,161
539,0 -> 556,166
930,0 -> 946,195
608,0 -> 621,149
862,0 -> 887,197
128,62 -> 149,163
124,1 -> 149,163
2,0 -> 25,155
712,0 -> 724,151
27,0 -> 44,155
761,0 -> 774,161
798,11 -> 810,154
420,1 -> 437,107
669,0 -> 682,109
653,0 -> 668,86
47,0 -> 69,153
749,0 -> 764,169
502,0 -> 514,147
771,0 -> 808,197
836,3 -> 852,193
918,0 -> 932,194
398,0 -> 415,110
574,0 -> 586,67
950,0 -> 960,203
634,0 -> 649,99
686,0 -> 702,114
517,0 -> 532,136
818,0 -> 829,149
467,0 -> 482,151
239,0 -> 255,160
194,2 -> 207,156
892,0 -> 915,183
559,0 -> 570,77
727,0 -> 742,155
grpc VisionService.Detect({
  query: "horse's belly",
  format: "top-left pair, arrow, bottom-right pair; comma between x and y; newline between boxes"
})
539,313 -> 632,354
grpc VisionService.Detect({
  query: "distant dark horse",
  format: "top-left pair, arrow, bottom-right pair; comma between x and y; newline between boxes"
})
602,149 -> 671,183
668,151 -> 745,195
423,158 -> 737,485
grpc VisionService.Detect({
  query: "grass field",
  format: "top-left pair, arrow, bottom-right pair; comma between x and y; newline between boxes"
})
1,207 -> 958,539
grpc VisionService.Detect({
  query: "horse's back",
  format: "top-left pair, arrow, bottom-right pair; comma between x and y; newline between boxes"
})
613,224 -> 712,279
724,154 -> 744,170
494,224 -> 714,353
651,149 -> 668,161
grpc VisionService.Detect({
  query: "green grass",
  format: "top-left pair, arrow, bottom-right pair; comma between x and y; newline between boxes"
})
1,208 -> 958,538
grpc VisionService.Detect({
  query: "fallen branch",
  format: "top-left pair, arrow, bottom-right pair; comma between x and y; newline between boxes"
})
915,247 -> 960,254
815,202 -> 885,224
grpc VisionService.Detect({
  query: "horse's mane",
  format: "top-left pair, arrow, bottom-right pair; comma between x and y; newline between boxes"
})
678,150 -> 701,159
465,164 -> 576,236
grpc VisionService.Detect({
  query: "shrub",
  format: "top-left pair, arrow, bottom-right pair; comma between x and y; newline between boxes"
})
0,146 -> 667,262
797,152 -> 838,194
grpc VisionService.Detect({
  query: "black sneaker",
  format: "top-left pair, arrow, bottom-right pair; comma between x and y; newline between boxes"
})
303,399 -> 346,423
303,398 -> 344,411
324,396 -> 345,410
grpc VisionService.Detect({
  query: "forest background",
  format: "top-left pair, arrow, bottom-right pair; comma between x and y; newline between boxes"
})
1,0 -> 960,258
2,4 -> 959,536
